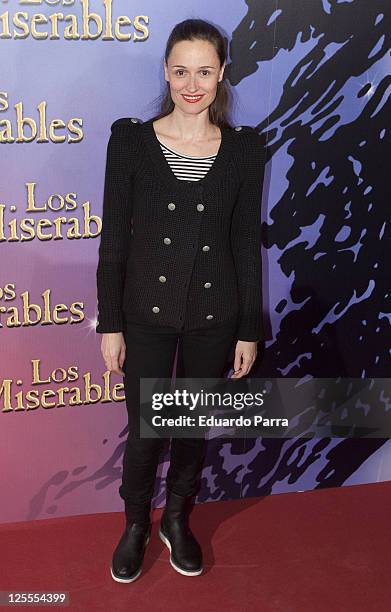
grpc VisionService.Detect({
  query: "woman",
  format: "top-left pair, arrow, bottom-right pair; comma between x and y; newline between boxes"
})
96,18 -> 266,583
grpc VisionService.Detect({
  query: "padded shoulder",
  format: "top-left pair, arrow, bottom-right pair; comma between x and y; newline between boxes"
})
232,124 -> 258,134
110,117 -> 143,131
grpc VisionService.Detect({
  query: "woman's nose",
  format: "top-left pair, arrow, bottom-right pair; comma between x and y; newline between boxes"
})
186,75 -> 198,90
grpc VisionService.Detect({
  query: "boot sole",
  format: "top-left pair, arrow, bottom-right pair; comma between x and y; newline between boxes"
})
110,534 -> 150,583
158,528 -> 203,576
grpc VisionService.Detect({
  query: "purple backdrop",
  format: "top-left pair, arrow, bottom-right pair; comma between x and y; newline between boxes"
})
1,0 -> 390,524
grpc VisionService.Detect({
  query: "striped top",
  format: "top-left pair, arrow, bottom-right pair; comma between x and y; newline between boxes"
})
157,138 -> 217,181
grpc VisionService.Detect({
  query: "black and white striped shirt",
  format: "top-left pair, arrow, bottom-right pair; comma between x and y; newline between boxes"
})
157,138 -> 217,181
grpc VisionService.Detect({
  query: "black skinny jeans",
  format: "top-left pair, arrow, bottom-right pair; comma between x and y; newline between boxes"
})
119,316 -> 238,507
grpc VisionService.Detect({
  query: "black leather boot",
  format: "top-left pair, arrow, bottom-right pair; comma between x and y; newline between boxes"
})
110,500 -> 152,583
159,488 -> 203,576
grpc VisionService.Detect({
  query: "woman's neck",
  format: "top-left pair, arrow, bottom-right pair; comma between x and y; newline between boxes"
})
156,108 -> 219,142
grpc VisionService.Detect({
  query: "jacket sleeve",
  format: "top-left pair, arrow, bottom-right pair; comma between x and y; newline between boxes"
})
95,120 -> 135,333
230,130 -> 266,342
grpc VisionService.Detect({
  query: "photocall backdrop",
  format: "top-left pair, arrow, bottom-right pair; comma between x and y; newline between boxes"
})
1,0 -> 390,524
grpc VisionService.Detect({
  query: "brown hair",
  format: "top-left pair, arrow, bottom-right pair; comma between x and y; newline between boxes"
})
148,19 -> 233,129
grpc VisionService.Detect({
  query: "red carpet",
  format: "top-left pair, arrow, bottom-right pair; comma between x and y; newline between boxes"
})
1,482 -> 390,612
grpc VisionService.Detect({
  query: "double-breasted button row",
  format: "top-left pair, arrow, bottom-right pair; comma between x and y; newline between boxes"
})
154,201 -> 213,317
167,201 -> 205,212
155,276 -> 210,289
151,306 -> 213,320
163,237 -> 210,252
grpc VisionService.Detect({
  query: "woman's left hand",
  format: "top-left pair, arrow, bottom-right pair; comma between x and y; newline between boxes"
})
231,340 -> 257,378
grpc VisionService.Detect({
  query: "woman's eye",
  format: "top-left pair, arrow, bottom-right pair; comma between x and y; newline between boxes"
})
174,70 -> 210,76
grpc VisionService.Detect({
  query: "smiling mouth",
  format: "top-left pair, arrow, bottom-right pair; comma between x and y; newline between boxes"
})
182,94 -> 204,103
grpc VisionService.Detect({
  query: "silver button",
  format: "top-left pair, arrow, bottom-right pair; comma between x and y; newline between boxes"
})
234,126 -> 242,131
204,282 -> 212,288
168,202 -> 176,211
202,245 -> 210,251
152,306 -> 160,313
197,203 -> 204,212
159,276 -> 166,283
163,237 -> 171,245
206,314 -> 214,320
130,118 -> 139,123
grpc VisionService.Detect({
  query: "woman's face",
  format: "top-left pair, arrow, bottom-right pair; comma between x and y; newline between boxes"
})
164,39 -> 225,116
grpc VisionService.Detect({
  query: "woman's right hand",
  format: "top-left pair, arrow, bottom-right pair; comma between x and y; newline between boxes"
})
101,332 -> 126,376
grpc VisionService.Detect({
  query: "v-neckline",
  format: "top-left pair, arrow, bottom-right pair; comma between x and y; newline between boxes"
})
140,118 -> 234,196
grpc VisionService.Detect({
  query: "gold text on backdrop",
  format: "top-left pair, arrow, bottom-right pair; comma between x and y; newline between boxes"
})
0,0 -> 149,41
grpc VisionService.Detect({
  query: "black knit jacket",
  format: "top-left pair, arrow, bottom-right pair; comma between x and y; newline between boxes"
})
96,117 -> 266,341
